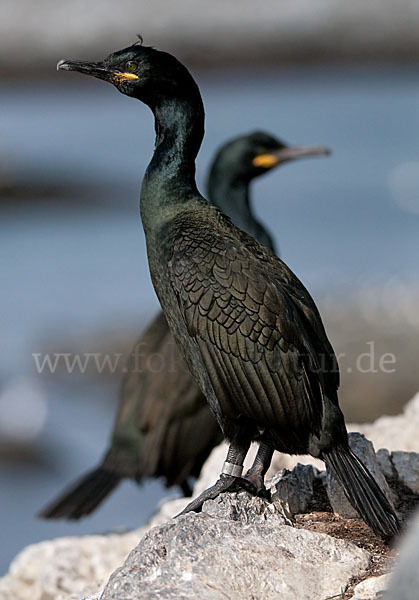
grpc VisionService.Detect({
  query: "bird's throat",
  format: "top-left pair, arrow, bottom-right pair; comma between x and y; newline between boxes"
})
150,97 -> 204,190
140,95 -> 205,233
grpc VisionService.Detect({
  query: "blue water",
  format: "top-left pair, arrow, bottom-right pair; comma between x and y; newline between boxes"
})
1,64 -> 419,574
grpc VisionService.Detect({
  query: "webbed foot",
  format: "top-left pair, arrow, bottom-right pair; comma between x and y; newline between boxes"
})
177,473 -> 257,516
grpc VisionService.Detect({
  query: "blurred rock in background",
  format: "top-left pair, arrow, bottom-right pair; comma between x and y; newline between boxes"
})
323,282 -> 419,422
2,0 -> 419,76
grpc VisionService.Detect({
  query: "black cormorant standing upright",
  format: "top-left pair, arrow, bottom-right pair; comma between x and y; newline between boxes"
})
40,131 -> 328,519
55,44 -> 399,539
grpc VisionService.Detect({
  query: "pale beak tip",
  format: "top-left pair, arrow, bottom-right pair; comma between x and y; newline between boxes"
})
57,59 -> 70,72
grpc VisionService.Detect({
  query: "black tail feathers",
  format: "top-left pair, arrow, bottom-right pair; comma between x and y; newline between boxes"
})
323,445 -> 400,541
38,467 -> 122,520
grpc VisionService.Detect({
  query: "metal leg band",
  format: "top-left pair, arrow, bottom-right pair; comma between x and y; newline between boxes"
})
222,461 -> 243,477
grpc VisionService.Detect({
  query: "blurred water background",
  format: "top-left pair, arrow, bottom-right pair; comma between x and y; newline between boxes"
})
1,0 -> 419,577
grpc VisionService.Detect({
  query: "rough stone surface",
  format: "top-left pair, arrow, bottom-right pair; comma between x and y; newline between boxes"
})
202,490 -> 292,526
269,464 -> 324,514
0,530 -> 144,600
327,433 -> 396,518
376,449 -> 394,480
147,497 -> 192,528
391,452 -> 419,495
351,573 -> 390,599
101,493 -> 370,600
385,510 -> 419,600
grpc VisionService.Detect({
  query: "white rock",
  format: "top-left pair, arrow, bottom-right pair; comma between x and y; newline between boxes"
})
349,392 -> 419,454
0,530 -> 143,600
101,493 -> 371,600
351,573 -> 391,599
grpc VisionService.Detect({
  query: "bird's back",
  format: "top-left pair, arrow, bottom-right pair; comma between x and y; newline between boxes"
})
154,202 -> 344,455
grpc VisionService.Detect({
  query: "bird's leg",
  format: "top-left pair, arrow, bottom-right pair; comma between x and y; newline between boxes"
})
177,442 -> 255,516
243,443 -> 274,499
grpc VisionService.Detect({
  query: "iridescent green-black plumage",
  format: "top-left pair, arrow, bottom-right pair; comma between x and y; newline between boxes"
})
44,44 -> 399,540
39,129 -> 328,519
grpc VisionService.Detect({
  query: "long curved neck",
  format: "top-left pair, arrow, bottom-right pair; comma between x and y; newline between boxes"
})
208,174 -> 276,254
140,94 -> 205,235
209,174 -> 250,230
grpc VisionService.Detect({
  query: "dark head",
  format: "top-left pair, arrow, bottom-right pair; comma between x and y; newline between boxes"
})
207,131 -> 330,253
208,131 -> 330,187
57,42 -> 202,111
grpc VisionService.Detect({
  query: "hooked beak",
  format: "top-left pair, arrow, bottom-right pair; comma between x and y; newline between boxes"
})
253,145 -> 331,168
57,59 -> 111,81
57,59 -> 139,83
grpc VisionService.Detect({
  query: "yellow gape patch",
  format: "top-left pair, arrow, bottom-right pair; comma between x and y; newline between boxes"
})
114,72 -> 139,82
252,154 -> 279,168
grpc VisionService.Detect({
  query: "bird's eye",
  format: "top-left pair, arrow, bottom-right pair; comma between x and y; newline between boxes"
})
126,61 -> 137,72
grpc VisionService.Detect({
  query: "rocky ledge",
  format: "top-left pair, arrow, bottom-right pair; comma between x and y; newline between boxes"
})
1,393 -> 419,600
101,494 -> 370,600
